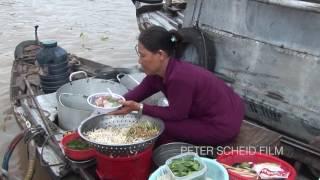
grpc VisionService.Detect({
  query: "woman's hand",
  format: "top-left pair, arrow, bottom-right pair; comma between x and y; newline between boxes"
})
108,100 -> 140,115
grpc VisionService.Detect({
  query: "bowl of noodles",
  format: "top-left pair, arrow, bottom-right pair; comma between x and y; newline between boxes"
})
78,113 -> 165,157
87,92 -> 125,114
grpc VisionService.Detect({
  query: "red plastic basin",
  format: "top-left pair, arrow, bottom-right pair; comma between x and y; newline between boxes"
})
96,146 -> 153,180
217,150 -> 297,180
61,132 -> 95,161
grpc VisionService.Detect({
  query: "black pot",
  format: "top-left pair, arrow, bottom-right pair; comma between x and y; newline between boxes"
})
41,86 -> 61,93
94,67 -> 119,79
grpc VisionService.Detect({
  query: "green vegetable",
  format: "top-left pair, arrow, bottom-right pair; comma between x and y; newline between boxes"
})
125,121 -> 159,141
168,157 -> 202,177
106,96 -> 120,107
66,138 -> 89,150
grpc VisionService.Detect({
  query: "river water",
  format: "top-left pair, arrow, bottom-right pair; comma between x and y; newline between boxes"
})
0,0 -> 139,178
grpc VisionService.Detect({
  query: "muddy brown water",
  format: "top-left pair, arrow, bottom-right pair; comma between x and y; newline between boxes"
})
0,0 -> 139,179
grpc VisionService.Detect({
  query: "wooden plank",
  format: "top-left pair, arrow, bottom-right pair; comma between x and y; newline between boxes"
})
229,120 -> 282,148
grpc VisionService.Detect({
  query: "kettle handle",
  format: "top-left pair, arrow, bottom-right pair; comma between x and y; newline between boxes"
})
69,71 -> 88,82
127,74 -> 140,85
116,73 -> 126,82
116,73 -> 140,85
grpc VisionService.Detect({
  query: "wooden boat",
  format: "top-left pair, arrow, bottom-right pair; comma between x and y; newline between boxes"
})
9,29 -> 138,179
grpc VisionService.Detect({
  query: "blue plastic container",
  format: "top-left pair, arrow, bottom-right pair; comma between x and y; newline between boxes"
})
149,158 -> 229,180
36,40 -> 70,93
36,40 -> 67,65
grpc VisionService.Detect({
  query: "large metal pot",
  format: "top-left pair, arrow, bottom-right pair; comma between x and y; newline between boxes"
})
56,71 -> 128,130
116,72 -> 146,90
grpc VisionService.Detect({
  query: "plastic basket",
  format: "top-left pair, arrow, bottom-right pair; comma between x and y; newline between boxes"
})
164,152 -> 207,180
217,150 -> 297,180
149,157 -> 229,180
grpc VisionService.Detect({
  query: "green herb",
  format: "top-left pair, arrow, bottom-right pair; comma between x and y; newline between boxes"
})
168,158 -> 202,177
66,138 -> 89,150
126,121 -> 159,141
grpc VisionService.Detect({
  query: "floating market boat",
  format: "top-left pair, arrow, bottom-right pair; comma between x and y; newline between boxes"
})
5,0 -> 320,179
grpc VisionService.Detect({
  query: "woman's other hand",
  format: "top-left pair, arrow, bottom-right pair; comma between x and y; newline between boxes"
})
108,100 -> 140,115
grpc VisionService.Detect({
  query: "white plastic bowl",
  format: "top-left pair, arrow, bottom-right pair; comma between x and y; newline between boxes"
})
87,92 -> 125,114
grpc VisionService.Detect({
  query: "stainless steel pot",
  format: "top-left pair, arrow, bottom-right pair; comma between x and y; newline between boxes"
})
116,72 -> 146,90
56,71 -> 128,130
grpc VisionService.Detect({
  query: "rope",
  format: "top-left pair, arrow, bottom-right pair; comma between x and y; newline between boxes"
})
1,132 -> 24,175
24,140 -> 36,180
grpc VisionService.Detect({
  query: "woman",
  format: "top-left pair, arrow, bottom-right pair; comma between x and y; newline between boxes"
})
110,26 -> 244,146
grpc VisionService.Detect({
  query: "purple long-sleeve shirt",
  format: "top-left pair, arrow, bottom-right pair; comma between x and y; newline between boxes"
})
125,59 -> 244,143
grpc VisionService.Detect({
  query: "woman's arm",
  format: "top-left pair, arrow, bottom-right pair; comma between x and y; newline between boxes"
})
142,78 -> 194,121
124,75 -> 162,102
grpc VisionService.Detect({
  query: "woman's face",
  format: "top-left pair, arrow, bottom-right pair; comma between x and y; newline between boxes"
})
136,42 -> 163,75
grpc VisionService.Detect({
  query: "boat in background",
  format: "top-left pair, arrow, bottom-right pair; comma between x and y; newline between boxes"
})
133,0 -> 320,177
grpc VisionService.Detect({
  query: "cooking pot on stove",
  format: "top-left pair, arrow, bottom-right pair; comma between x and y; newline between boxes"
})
56,71 -> 128,130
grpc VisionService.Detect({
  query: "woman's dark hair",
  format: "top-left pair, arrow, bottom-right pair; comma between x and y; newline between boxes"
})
138,26 -> 182,56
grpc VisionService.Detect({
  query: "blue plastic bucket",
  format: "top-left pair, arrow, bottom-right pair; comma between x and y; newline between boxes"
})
149,157 -> 229,180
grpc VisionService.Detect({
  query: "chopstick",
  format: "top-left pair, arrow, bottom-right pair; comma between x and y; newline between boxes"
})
220,163 -> 258,179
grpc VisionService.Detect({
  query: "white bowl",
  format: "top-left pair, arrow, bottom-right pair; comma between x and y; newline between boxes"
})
87,92 -> 125,114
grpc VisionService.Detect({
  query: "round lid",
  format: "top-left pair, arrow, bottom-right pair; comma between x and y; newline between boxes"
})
41,40 -> 58,48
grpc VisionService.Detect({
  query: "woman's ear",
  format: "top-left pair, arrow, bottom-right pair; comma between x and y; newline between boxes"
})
158,50 -> 168,61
